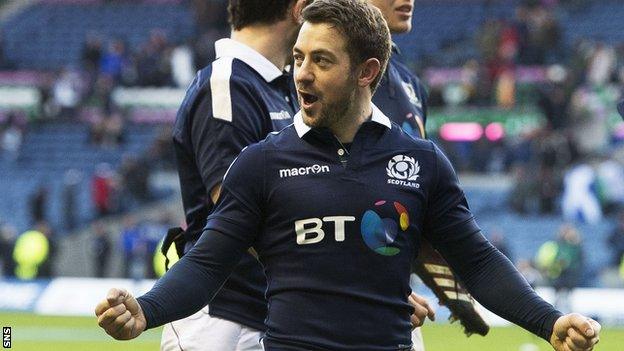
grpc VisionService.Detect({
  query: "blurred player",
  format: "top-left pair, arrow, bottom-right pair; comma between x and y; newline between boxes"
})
370,0 -> 427,140
157,1 -> 306,349
96,1 -> 601,350
368,2 -> 430,349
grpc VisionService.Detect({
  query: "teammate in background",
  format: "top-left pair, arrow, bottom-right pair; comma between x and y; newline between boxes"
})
369,2 -> 430,349
370,0 -> 427,139
157,1 -> 305,349
96,1 -> 601,350
369,1 -> 489,347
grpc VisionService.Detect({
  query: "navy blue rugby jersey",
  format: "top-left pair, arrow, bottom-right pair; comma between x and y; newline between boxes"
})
172,38 -> 297,330
202,105 -> 474,350
373,45 -> 428,139
141,105 -> 562,349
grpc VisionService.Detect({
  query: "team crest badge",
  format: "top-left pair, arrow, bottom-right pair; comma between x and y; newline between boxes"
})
401,81 -> 422,109
386,155 -> 420,188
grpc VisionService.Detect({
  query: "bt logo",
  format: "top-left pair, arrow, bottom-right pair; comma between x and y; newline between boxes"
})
294,216 -> 355,245
293,200 -> 410,256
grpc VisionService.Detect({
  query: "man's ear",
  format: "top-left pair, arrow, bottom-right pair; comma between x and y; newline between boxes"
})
357,58 -> 382,89
292,0 -> 310,23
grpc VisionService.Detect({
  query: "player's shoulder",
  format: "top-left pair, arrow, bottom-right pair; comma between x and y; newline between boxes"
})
387,122 -> 435,153
259,124 -> 297,148
207,56 -> 264,88
388,55 -> 424,86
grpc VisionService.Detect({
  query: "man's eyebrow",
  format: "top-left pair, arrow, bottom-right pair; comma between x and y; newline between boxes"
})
293,47 -> 337,59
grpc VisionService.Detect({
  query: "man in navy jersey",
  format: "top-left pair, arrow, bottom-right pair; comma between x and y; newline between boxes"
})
97,1 -> 601,350
157,1 -> 306,349
158,1 -> 432,349
370,0 -> 427,140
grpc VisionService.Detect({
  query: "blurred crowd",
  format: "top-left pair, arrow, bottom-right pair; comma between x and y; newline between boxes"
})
0,0 -> 624,291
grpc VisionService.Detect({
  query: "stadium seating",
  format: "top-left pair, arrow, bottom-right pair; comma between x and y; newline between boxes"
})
1,1 -> 194,69
3,0 -> 624,70
0,122 -> 159,233
464,187 -> 611,287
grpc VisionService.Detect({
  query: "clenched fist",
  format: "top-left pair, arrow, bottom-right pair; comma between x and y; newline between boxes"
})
408,292 -> 435,328
95,288 -> 147,340
550,313 -> 601,351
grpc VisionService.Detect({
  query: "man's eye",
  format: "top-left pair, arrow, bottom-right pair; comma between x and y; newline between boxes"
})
315,57 -> 329,65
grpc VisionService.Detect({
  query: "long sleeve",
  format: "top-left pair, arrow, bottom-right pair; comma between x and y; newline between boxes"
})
137,143 -> 265,329
423,143 -> 562,341
137,228 -> 249,329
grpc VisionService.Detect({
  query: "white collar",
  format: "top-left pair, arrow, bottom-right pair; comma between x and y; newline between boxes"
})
215,38 -> 283,82
294,103 -> 392,138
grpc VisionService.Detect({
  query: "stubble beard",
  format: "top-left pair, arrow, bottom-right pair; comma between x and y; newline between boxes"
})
313,78 -> 358,130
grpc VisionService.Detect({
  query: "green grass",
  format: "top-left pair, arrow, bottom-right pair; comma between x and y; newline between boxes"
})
0,313 -> 162,351
421,321 -> 624,351
0,313 -> 622,350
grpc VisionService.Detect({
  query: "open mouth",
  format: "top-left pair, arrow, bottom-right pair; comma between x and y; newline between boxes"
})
395,5 -> 413,15
299,91 -> 319,106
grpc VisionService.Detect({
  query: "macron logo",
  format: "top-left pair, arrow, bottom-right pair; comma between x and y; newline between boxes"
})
279,164 -> 330,178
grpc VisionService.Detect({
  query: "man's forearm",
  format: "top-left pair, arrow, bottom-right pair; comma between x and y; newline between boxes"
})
137,229 -> 247,329
433,228 -> 562,340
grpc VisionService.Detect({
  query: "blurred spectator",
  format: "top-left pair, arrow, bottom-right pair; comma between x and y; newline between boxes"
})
142,212 -> 175,279
537,65 -> 569,130
0,222 -> 16,277
535,130 -> 576,213
596,155 -> 624,213
13,221 -> 54,279
552,225 -> 584,311
92,163 -> 116,217
587,42 -> 616,88
90,112 -> 125,148
135,30 -> 172,87
99,39 -> 128,83
62,169 -> 82,231
92,221 -> 111,278
536,224 -> 584,311
52,68 -> 83,119
85,75 -> 115,114
120,215 -> 141,279
145,126 -> 175,170
36,222 -> 56,278
509,163 -> 535,214
568,88 -> 612,156
81,33 -> 103,94
0,112 -> 24,162
561,160 -> 602,223
608,211 -> 624,267
119,154 -> 151,210
29,185 -> 48,224
171,40 -> 195,88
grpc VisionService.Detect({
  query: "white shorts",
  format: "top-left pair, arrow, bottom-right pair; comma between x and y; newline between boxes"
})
161,305 -> 263,351
412,327 -> 425,351
161,305 -> 425,351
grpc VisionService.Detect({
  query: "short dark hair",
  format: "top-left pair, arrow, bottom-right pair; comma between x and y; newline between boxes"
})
228,0 -> 298,30
301,0 -> 391,92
